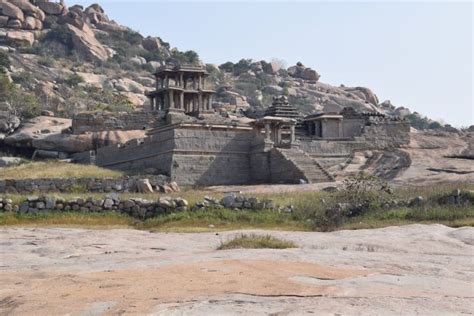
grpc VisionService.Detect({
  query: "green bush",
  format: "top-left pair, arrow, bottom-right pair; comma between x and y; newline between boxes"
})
38,56 -> 55,67
0,73 -> 12,97
168,50 -> 200,65
64,73 -> 84,87
0,51 -> 10,72
218,234 -> 297,250
338,172 -> 393,216
44,24 -> 74,50
219,61 -> 234,73
11,71 -> 34,87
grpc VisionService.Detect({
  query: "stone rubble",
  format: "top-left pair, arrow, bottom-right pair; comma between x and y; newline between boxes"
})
194,193 -> 294,213
0,176 -> 179,194
0,194 -> 286,219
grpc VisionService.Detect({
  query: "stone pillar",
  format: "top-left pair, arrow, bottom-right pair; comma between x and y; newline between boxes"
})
198,93 -> 203,112
208,95 -> 212,111
338,119 -> 343,138
168,90 -> 174,109
290,125 -> 296,143
165,74 -> 169,88
321,119 -> 326,139
149,96 -> 155,111
180,73 -> 184,88
193,76 -> 196,89
197,75 -> 201,90
180,92 -> 184,110
264,123 -> 271,141
192,95 -> 197,112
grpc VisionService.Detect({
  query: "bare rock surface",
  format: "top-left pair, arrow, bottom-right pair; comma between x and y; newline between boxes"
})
0,224 -> 472,314
66,23 -> 111,61
4,116 -> 71,148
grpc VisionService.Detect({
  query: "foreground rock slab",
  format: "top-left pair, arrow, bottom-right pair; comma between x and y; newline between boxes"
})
0,224 -> 472,314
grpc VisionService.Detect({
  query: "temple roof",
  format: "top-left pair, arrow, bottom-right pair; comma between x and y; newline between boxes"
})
264,96 -> 301,119
154,64 -> 209,77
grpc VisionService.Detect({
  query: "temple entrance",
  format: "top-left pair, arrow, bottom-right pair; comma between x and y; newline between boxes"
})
253,117 -> 297,148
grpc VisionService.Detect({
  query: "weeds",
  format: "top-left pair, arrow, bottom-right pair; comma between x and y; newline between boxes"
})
0,161 -> 124,179
217,234 -> 297,250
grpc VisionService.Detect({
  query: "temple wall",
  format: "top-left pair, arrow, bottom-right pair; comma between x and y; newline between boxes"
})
342,119 -> 365,138
170,127 -> 253,186
322,120 -> 341,138
249,135 -> 271,184
268,148 -> 305,184
359,121 -> 410,149
299,140 -> 360,169
95,129 -> 175,175
72,111 -> 163,134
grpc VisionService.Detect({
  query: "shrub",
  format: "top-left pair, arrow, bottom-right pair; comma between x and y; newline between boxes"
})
38,56 -> 55,67
338,172 -> 393,216
219,61 -> 234,73
11,71 -> 34,87
0,51 -> 10,72
168,50 -> 200,65
218,234 -> 297,250
1,72 -> 41,118
140,50 -> 167,63
233,59 -> 252,76
44,24 -> 74,50
64,73 -> 84,87
0,73 -> 12,96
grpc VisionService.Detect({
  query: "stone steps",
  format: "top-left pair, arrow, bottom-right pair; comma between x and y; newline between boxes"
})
277,148 -> 334,183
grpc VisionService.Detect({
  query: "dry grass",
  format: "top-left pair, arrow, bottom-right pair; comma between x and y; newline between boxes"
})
0,212 -> 134,227
0,161 -> 124,179
218,234 -> 297,250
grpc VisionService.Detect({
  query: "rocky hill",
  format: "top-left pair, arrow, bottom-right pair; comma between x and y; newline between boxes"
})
0,0 -> 466,142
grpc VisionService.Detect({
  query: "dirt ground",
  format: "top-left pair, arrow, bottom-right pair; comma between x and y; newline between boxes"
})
1,224 -> 473,315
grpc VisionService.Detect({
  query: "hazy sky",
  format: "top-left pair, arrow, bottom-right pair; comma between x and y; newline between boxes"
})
74,0 -> 473,127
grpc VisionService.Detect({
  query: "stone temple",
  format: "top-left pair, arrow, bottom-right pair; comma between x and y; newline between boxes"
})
73,64 -> 410,186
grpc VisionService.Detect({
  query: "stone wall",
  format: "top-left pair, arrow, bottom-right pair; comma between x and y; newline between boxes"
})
268,148 -> 305,184
360,121 -> 411,149
171,127 -> 254,186
0,175 -> 172,194
95,128 -> 175,175
0,195 -> 189,220
249,140 -> 271,184
95,125 -> 255,186
342,118 -> 365,138
72,111 -> 162,134
299,139 -> 362,169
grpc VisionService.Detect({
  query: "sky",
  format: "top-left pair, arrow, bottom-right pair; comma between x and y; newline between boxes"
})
73,0 -> 473,127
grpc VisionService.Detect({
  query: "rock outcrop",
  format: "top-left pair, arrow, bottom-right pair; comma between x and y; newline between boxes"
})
66,23 -> 111,61
288,62 -> 320,81
1,2 -> 25,22
4,115 -> 147,154
37,0 -> 67,16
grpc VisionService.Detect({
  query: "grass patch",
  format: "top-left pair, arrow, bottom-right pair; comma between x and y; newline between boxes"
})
338,205 -> 474,230
0,161 -> 124,179
139,208 -> 309,232
217,233 -> 297,250
0,212 -> 134,228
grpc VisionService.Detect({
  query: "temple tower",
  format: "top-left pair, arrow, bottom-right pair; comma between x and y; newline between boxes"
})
265,95 -> 301,119
146,64 -> 215,116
